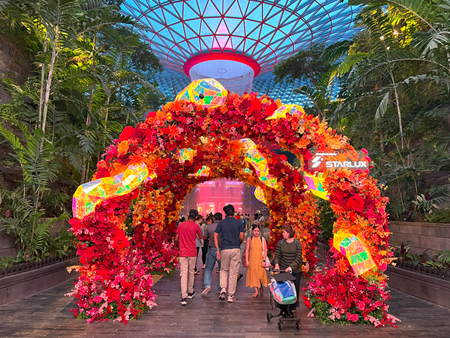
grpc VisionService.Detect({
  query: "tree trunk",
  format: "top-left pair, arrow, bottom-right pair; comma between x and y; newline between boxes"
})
388,69 -> 404,149
38,33 -> 48,128
41,28 -> 59,134
85,157 -> 91,183
380,129 -> 384,152
86,32 -> 97,128
80,157 -> 86,184
393,85 -> 404,149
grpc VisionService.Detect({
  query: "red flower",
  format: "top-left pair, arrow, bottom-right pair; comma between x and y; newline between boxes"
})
146,111 -> 156,119
251,98 -> 261,112
327,296 -> 336,306
346,194 -> 365,213
119,126 -> 135,141
265,102 -> 277,116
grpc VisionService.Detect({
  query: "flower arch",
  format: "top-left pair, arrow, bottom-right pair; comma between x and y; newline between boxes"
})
68,80 -> 394,326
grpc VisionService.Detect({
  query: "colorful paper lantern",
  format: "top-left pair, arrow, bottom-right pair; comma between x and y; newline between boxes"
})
333,232 -> 376,275
266,104 -> 305,120
175,78 -> 228,108
73,163 -> 149,219
176,148 -> 195,163
188,165 -> 211,177
240,138 -> 277,189
303,172 -> 329,200
254,186 -> 267,204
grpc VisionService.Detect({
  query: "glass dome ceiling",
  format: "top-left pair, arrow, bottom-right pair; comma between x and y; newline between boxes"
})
122,0 -> 356,75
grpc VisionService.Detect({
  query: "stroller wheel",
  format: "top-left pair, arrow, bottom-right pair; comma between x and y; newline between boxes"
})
267,313 -> 272,322
296,320 -> 300,330
278,322 -> 283,331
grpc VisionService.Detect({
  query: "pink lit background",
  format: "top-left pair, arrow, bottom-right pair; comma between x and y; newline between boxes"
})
181,178 -> 269,219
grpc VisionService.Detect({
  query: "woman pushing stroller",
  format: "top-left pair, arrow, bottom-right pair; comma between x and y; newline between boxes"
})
273,224 -> 309,305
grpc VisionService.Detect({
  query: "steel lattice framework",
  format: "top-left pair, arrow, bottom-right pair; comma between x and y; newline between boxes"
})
122,0 -> 356,75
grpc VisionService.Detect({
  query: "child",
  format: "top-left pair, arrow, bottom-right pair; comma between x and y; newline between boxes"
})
244,225 -> 269,298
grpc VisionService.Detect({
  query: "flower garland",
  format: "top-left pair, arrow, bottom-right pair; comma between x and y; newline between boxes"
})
69,91 -> 392,325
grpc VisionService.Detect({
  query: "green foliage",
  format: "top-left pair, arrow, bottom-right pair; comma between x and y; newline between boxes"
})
274,43 -> 332,87
429,250 -> 450,268
412,193 -> 446,214
0,0 -> 163,266
425,208 -> 450,223
390,241 -> 430,265
318,201 -> 336,242
0,255 -> 23,269
0,187 -> 74,261
392,241 -> 450,269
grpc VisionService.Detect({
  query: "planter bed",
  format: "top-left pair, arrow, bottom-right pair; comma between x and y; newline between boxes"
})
387,264 -> 450,309
0,253 -> 79,306
395,260 -> 450,280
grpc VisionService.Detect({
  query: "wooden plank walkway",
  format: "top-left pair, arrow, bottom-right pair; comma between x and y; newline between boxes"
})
0,263 -> 449,338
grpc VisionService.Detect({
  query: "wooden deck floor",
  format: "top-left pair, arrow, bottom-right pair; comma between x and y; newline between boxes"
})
0,263 -> 449,338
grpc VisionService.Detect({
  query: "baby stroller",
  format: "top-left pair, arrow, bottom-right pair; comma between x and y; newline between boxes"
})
266,270 -> 300,331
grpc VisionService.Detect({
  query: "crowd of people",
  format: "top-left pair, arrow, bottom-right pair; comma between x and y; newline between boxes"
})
176,204 -> 308,306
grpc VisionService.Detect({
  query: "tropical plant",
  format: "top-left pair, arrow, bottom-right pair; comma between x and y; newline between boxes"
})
0,123 -> 59,208
390,242 -> 430,265
412,193 -> 446,214
425,208 -> 450,223
0,188 -> 73,261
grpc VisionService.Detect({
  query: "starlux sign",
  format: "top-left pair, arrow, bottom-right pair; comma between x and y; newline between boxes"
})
310,152 -> 368,170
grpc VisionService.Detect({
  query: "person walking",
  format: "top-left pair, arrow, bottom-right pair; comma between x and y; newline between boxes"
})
244,224 -> 269,298
175,209 -> 202,306
201,215 -> 213,269
201,212 -> 223,296
214,204 -> 244,303
194,215 -> 204,275
273,224 -> 309,304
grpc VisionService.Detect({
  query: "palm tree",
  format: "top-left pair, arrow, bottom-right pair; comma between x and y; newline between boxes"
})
328,0 -> 450,148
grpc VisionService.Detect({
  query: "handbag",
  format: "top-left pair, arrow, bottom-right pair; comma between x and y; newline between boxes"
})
261,237 -> 271,270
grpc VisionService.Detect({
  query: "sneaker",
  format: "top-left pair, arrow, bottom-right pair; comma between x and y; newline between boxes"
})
227,295 -> 236,303
201,286 -> 211,296
180,298 -> 187,306
219,289 -> 226,300
187,291 -> 195,299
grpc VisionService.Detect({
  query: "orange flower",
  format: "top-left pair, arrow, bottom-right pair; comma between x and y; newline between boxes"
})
117,141 -> 129,156
335,257 -> 349,274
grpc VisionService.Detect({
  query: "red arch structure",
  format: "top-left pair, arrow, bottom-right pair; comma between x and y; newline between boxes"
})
68,85 -> 395,326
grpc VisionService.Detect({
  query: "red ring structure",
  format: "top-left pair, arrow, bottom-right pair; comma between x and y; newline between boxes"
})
184,52 -> 262,77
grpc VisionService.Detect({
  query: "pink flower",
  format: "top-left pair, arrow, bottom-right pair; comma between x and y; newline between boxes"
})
346,312 -> 359,322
